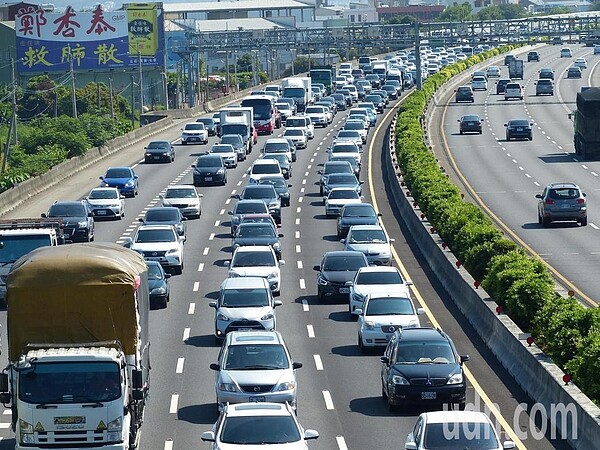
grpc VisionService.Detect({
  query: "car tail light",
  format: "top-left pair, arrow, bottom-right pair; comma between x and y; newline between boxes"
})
577,198 -> 585,204
545,199 -> 555,205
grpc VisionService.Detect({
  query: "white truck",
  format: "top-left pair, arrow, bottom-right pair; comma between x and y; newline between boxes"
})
218,107 -> 255,153
0,218 -> 65,305
281,77 -> 312,113
372,60 -> 390,78
0,243 -> 151,450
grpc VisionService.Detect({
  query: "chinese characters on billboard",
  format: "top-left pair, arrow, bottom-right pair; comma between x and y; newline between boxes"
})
15,4 -> 164,73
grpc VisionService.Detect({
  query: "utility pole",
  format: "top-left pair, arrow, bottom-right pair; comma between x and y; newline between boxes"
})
130,74 -> 135,128
225,50 -> 230,95
233,51 -> 238,93
69,45 -> 77,119
10,58 -> 17,145
162,71 -> 169,110
109,76 -> 115,119
138,46 -> 144,117
415,20 -> 422,90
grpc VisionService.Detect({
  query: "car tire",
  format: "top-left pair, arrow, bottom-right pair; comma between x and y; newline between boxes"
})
181,141 -> 187,145
459,130 -> 463,135
580,218 -> 588,226
317,290 -> 325,302
358,334 -> 367,354
529,136 -> 533,141
542,217 -> 551,227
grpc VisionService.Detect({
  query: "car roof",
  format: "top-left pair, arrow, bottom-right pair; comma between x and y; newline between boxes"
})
398,327 -> 447,342
357,266 -> 401,274
224,402 -> 291,417
324,250 -> 368,258
235,199 -> 268,207
348,224 -> 384,231
233,245 -> 274,253
166,184 -> 196,191
548,182 -> 579,189
421,411 -> 494,424
253,159 -> 280,166
137,224 -> 176,231
90,187 -> 118,192
52,200 -> 85,206
221,277 -> 270,290
265,138 -> 290,144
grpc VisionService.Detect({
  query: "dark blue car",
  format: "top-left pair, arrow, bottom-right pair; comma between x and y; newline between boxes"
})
100,167 -> 138,197
147,261 -> 171,309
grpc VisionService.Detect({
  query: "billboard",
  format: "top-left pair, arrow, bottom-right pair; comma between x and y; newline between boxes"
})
15,4 -> 164,73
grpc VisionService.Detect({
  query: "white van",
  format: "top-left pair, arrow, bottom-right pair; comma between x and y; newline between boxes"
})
248,159 -> 283,183
285,115 -> 314,139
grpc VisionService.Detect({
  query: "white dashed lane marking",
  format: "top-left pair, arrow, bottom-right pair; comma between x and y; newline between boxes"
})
176,358 -> 184,374
183,328 -> 190,341
307,325 -> 315,338
169,394 -> 179,413
323,391 -> 334,410
314,354 -> 323,370
188,303 -> 196,315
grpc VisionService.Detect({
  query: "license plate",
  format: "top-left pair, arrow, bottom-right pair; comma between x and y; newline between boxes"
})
146,257 -> 162,262
154,156 -> 161,159
249,396 -> 265,402
97,210 -> 107,215
468,122 -> 475,126
421,391 -> 437,400
517,127 -> 523,131
205,177 -> 213,181
339,287 -> 350,294
561,204 -> 571,209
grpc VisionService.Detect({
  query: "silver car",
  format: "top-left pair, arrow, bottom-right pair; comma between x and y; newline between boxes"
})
209,331 -> 302,411
210,144 -> 237,168
209,277 -> 282,342
325,188 -> 362,217
341,224 -> 394,266
536,182 -> 587,227
160,185 -> 202,219
85,187 -> 125,219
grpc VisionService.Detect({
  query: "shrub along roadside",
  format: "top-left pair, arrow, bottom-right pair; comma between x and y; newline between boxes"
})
394,46 -> 600,405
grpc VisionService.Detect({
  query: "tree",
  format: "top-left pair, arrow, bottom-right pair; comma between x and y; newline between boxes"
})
236,53 -> 254,72
387,15 -> 416,25
437,3 -> 473,22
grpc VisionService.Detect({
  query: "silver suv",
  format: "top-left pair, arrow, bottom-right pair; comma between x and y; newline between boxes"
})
209,277 -> 282,342
537,183 -> 587,227
209,331 -> 303,411
535,79 -> 554,96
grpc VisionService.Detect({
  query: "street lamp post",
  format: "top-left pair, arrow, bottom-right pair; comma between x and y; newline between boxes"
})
233,51 -> 238,93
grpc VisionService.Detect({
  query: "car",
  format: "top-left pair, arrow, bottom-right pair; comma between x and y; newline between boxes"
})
535,79 -> 554,96
195,117 -> 217,136
259,176 -> 291,207
504,53 -> 516,65
263,137 -> 295,163
283,128 -> 307,149
574,57 -> 588,69
239,184 -> 281,224
180,122 -> 208,145
560,47 -> 573,58
331,93 -> 348,111
264,84 -> 281,96
209,143 -> 238,168
139,207 -> 186,239
304,105 -> 329,127
314,250 -> 369,302
341,224 -> 395,266
314,102 -> 334,123
328,142 -> 362,166
495,78 -> 512,95
381,84 -> 399,100
364,94 -> 385,113
239,213 -> 278,232
504,119 -> 533,141
285,115 -> 314,140
527,51 -> 540,62
278,97 -> 297,114
226,246 -> 284,295
232,221 -> 284,259
567,66 -> 582,78
200,402 -> 318,447
160,185 -> 202,219
192,154 -> 227,186
348,266 -> 412,317
405,411 -> 515,450
536,182 -> 587,227
147,260 -> 171,309
357,294 -> 424,353
372,89 -> 390,105
143,140 -> 174,163
41,200 -> 94,242
275,102 -> 293,122
337,203 -> 381,238
325,188 -> 362,217
319,160 -> 355,195
343,120 -> 368,144
470,75 -> 488,91
341,84 -> 359,102
334,130 -> 363,149
595,44 -> 600,55
352,106 -> 376,127
485,65 -> 501,78
330,155 -> 361,179
99,166 -> 138,197
504,83 -> 523,101
550,36 -> 563,45
220,134 -> 246,162
539,68 -> 555,80
85,187 -> 125,220
458,114 -> 483,135
337,88 -> 353,106
385,79 -> 402,96
125,224 -> 184,274
454,86 -> 474,103
380,327 -> 469,411
209,279 -> 282,342
229,199 -> 270,235
471,70 -> 487,80
322,173 -> 363,199
248,159 -> 283,184
366,73 -> 381,88
262,153 -> 292,180
211,111 -> 221,127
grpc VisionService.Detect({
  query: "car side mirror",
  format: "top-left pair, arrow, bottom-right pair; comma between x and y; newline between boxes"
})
340,239 -> 346,244
274,300 -> 283,307
405,442 -> 418,450
377,213 -> 382,217
380,355 -> 389,365
460,355 -> 470,364
228,211 -> 233,215
313,265 -> 321,271
503,441 -> 516,449
504,124 -> 508,127
99,176 -> 104,181
355,308 -> 363,315
120,195 -> 126,199
583,192 -> 587,197
123,237 -> 133,248
389,238 -> 395,243
278,233 -> 284,238
209,302 -> 217,308
417,308 -> 425,315
279,260 -> 285,266
535,194 -> 542,199
165,273 -> 172,279
138,218 -> 144,223
201,431 -> 216,442
224,261 -> 230,267
292,361 -> 303,370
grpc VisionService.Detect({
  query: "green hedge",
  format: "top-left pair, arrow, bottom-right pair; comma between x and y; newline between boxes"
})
394,46 -> 600,404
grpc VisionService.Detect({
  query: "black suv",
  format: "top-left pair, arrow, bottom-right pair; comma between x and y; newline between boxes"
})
527,51 -> 540,62
192,154 -> 227,186
454,86 -> 474,103
380,328 -> 469,411
42,201 -> 94,243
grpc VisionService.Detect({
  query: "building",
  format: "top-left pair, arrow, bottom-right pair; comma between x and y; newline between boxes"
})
377,5 -> 445,21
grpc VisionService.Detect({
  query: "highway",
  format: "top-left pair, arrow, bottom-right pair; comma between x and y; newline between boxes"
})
0,84 -> 573,449
434,43 -> 600,307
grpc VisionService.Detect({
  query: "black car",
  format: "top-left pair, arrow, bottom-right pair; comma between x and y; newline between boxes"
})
505,119 -> 533,141
262,153 -> 292,179
535,79 -> 554,96
454,86 -> 474,103
380,328 -> 469,411
495,78 -> 512,95
144,140 -> 175,164
42,200 -> 94,243
372,90 -> 389,105
259,176 -> 291,207
458,114 -> 483,135
319,161 -> 355,195
567,67 -> 582,79
364,94 -> 385,113
539,68 -> 555,80
337,203 -> 381,238
139,207 -> 187,239
527,51 -> 540,62
504,53 -> 516,65
147,260 -> 171,309
220,134 -> 246,161
365,74 -> 381,88
331,93 -> 347,111
239,184 -> 282,224
381,84 -> 398,100
196,117 -> 217,136
229,199 -> 270,235
232,222 -> 284,259
314,250 -> 369,302
193,154 -> 227,186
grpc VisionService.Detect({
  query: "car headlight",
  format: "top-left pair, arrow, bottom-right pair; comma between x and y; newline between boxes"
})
217,312 -> 230,321
125,180 -> 135,187
107,417 -> 123,442
267,271 -> 278,280
78,220 -> 88,228
391,375 -> 409,385
447,372 -> 463,385
217,169 -> 225,175
276,381 -> 296,391
364,320 -> 375,329
151,286 -> 166,294
317,275 -> 329,286
145,153 -> 152,157
218,382 -> 238,392
261,312 -> 274,320
272,242 -> 280,250
166,248 -> 179,255
19,419 -> 34,444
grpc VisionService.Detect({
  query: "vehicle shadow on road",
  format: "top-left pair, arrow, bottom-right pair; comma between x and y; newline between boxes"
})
331,345 -> 374,357
348,396 -> 416,417
328,311 -> 353,323
538,153 -> 577,163
185,334 -> 218,348
177,403 -> 219,425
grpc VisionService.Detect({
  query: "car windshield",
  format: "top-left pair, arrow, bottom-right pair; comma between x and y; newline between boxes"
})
329,190 -> 359,200
48,204 -> 86,217
323,255 -> 366,271
264,142 -> 289,152
548,188 -> 580,200
344,122 -> 363,130
88,189 -> 118,200
365,297 -> 414,315
222,288 -> 269,307
422,422 -> 499,449
105,168 -> 131,178
331,157 -> 358,168
235,203 -> 268,214
252,164 -> 279,175
197,157 -> 222,168
135,229 -> 176,243
509,120 -> 529,127
211,145 -> 235,154
145,209 -> 179,222
337,131 -> 359,138
462,115 -> 480,122
328,174 -> 357,185
224,344 -> 289,371
331,145 -> 359,154
236,224 -> 276,238
220,414 -> 301,445
260,178 -> 287,189
185,123 -> 205,130
325,163 -> 352,174
284,130 -> 303,137
348,229 -> 386,243
196,118 -> 213,126
396,341 -> 455,364
243,187 -> 275,200
147,263 -> 165,280
146,141 -> 170,149
285,118 -> 306,128
165,188 -> 196,199
232,251 -> 275,267
343,205 -> 375,218
264,155 -> 289,165
357,271 -> 403,285
221,135 -> 242,145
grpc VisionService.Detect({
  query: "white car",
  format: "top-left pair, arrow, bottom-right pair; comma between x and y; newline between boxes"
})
248,159 -> 283,184
285,115 -> 314,139
180,122 -> 208,145
486,65 -> 501,77
405,411 -> 515,450
325,188 -> 362,217
283,128 -> 307,149
226,245 -> 284,296
125,224 -> 184,274
356,294 -> 424,352
341,224 -> 394,266
160,184 -> 202,219
341,84 -> 358,102
574,57 -> 587,69
349,266 -> 412,317
328,142 -> 362,165
560,47 -> 572,58
334,130 -> 363,149
201,402 -> 319,448
85,187 -> 125,219
304,105 -> 329,127
343,119 -> 368,144
504,82 -> 523,101
209,144 -> 237,168
471,76 -> 488,91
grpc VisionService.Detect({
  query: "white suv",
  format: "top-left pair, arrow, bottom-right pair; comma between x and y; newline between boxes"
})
180,122 -> 208,145
125,224 -> 184,274
226,245 -> 285,295
349,266 -> 412,317
304,105 -> 330,127
285,115 -> 314,139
